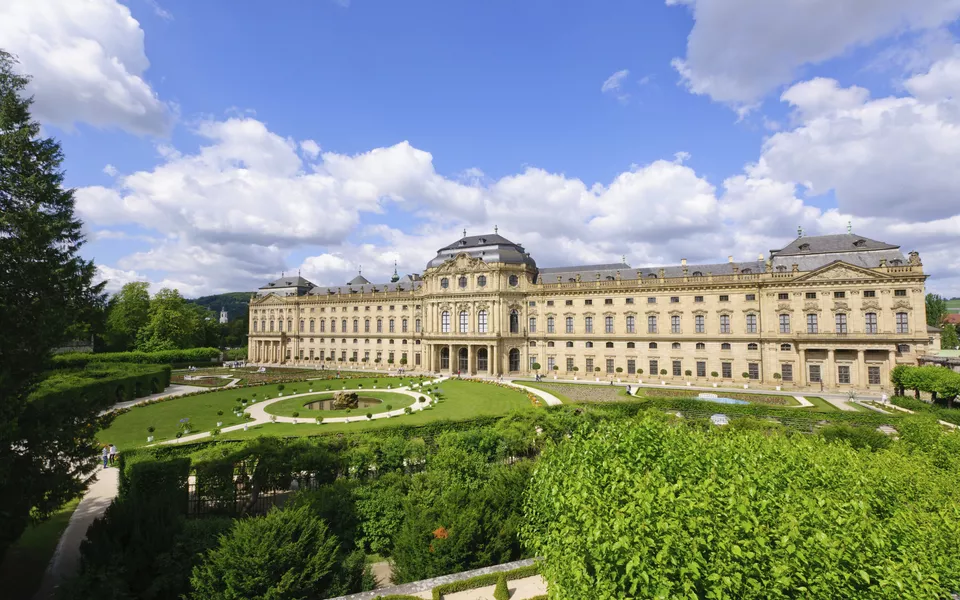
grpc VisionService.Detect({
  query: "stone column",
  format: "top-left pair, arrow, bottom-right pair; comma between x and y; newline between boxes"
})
491,344 -> 498,375
857,349 -> 866,389
888,349 -> 897,389
489,344 -> 495,375
467,344 -> 474,375
797,345 -> 806,387
448,343 -> 454,373
826,348 -> 835,389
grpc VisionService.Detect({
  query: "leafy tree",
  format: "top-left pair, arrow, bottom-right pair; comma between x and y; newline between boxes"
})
0,51 -> 107,555
136,288 -> 217,351
189,506 -> 341,600
940,323 -> 959,350
925,293 -> 948,326
105,281 -> 150,350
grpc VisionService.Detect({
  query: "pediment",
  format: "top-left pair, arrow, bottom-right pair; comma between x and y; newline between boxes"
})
255,294 -> 287,305
433,253 -> 487,274
792,261 -> 889,283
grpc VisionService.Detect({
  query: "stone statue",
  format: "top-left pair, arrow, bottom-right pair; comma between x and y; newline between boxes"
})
908,251 -> 921,266
332,391 -> 359,409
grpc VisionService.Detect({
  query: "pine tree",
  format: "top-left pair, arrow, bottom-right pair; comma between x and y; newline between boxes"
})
0,50 -> 107,554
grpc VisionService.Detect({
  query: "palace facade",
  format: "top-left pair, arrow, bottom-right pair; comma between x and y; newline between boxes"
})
248,231 -> 930,392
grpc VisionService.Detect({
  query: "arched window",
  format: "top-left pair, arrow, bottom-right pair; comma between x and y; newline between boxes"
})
440,278 -> 450,289
287,319 -> 293,331
415,319 -> 421,332
692,271 -> 703,277
890,259 -> 903,266
459,311 -> 469,333
262,319 -> 267,332
253,320 -> 258,332
568,278 -> 576,283
547,341 -> 554,347
626,342 -> 635,349
741,268 -> 752,274
477,275 -> 487,287
376,318 -> 382,333
458,276 -> 467,288
865,312 -> 877,334
799,243 -> 810,251
696,342 -> 705,350
780,343 -> 792,351
605,276 -> 615,281
352,318 -> 358,333
508,348 -> 521,371
509,310 -> 519,333
649,342 -> 657,349
402,318 -> 408,333
509,274 -> 519,287
319,319 -> 325,332
721,342 -> 731,350
364,319 -> 370,333
309,319 -> 315,333
647,273 -> 657,279
440,346 -> 450,369
605,342 -> 614,348
276,319 -> 282,332
529,317 -> 537,333
565,316 -> 574,333
566,341 -> 574,347
547,316 -> 555,333
896,312 -> 909,333
585,341 -> 593,348
585,316 -> 593,333
330,319 -> 336,333
747,343 -> 758,350
478,310 -> 488,333
389,318 -> 395,333
672,342 -> 680,349
441,311 -> 450,333
853,239 -> 866,247
341,319 -> 347,332
299,319 -> 305,332
529,341 -> 536,347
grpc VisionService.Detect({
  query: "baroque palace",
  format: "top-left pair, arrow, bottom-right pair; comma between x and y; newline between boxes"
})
248,230 -> 930,391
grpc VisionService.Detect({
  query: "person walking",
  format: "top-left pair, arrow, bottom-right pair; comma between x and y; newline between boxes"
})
109,444 -> 118,466
101,445 -> 109,469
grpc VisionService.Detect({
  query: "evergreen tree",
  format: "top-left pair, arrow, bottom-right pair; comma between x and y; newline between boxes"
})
0,51 -> 107,554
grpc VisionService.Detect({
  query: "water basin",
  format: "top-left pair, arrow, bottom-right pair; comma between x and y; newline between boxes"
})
695,393 -> 749,405
304,396 -> 383,410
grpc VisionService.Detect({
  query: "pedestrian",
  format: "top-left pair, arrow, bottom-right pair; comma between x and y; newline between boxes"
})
102,445 -> 109,468
109,444 -> 118,465
626,385 -> 631,395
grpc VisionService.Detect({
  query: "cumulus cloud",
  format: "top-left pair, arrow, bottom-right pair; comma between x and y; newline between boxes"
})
668,0 -> 960,107
0,0 -> 173,135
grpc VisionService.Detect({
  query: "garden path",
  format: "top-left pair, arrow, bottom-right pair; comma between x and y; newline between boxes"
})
441,575 -> 548,600
102,383 -> 207,414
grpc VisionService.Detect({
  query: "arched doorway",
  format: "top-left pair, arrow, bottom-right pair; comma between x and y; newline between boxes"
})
508,348 -> 520,372
476,347 -> 488,372
458,347 -> 469,373
440,347 -> 450,370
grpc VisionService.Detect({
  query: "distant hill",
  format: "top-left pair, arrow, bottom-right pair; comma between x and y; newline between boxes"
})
189,292 -> 252,321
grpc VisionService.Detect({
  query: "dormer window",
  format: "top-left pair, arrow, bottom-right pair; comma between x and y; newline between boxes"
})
691,271 -> 703,277
459,240 -> 467,246
741,268 -> 752,274
646,273 -> 657,279
776,265 -> 787,272
605,276 -> 615,281
853,239 -> 866,247
890,259 -> 903,266
798,243 -> 810,252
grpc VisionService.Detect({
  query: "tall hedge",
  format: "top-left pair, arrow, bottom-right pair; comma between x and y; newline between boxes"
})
522,416 -> 960,599
30,363 -> 171,406
52,347 -> 221,368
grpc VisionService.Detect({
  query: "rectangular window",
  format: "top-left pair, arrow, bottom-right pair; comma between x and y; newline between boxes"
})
376,319 -> 383,333
547,317 -> 555,333
834,291 -> 846,299
566,317 -> 574,333
605,316 -> 614,333
647,316 -> 657,333
605,299 -> 613,305
606,359 -> 615,374
838,365 -> 851,384
585,358 -> 594,373
364,320 -> 370,333
389,319 -> 395,333
529,317 -> 537,333
835,313 -> 847,334
894,289 -> 907,297
781,363 -> 793,382
627,359 -> 636,374
647,297 -> 656,304
341,319 -> 347,332
671,315 -> 681,333
746,314 -> 757,333
719,295 -> 729,302
566,357 -> 574,372
864,312 -> 877,333
807,314 -> 818,333
778,293 -> 789,300
402,319 -> 408,333
720,314 -> 731,334
352,319 -> 358,333
670,296 -> 680,303
530,355 -> 538,370
584,299 -> 593,305
415,353 -> 421,366
546,300 -> 554,306
896,312 -> 909,333
529,301 -> 536,307
547,356 -> 555,371
748,363 -> 759,380
649,359 -> 659,376
696,361 -> 706,377
565,300 -> 573,306
625,298 -> 634,304
695,315 -> 705,333
809,364 -> 822,383
585,316 -> 593,334
460,312 -> 469,333
672,360 -> 682,377
779,314 -> 790,334
868,366 -> 881,385
721,362 -> 732,379
441,312 -> 450,333
746,294 -> 756,301
694,296 -> 704,303
864,290 -> 876,297
806,292 -> 817,299
415,319 -> 421,333
320,320 -> 325,333
626,316 -> 635,333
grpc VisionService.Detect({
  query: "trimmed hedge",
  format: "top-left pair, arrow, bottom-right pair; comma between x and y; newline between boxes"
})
431,564 -> 540,599
31,363 -> 171,405
52,347 -> 221,368
119,450 -> 190,512
224,347 -> 247,360
891,395 -> 960,426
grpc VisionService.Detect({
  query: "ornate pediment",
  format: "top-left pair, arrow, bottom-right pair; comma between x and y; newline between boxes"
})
831,302 -> 850,312
892,299 -> 913,310
432,253 -> 488,274
792,261 -> 889,282
803,302 -> 821,312
668,309 -> 684,316
861,300 -> 881,311
776,303 -> 793,313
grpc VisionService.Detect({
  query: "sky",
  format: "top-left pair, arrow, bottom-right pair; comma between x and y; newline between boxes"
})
3,0 -> 960,298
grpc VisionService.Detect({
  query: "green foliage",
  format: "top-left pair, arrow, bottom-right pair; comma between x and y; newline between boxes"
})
941,322 -> 960,350
0,50 -> 107,557
820,424 -> 892,451
104,282 -> 151,351
926,293 -> 949,326
521,417 -> 960,599
224,347 -> 247,360
889,364 -> 960,408
118,451 -> 190,509
430,564 -> 540,599
32,363 -> 171,405
188,506 -> 344,600
493,572 -> 510,600
137,288 -> 221,351
52,346 -> 220,368
355,472 -> 409,555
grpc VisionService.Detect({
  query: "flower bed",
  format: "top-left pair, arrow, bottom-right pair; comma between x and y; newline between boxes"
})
527,382 -> 627,403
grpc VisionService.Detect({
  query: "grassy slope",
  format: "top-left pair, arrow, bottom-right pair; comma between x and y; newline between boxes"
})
264,390 -> 414,418
0,498 -> 80,600
946,298 -> 960,313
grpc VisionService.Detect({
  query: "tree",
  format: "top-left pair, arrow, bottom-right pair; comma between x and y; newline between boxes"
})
0,51 -> 108,555
105,281 -> 150,350
925,293 -> 948,326
940,323 -> 959,350
136,288 -> 203,351
531,362 -> 541,373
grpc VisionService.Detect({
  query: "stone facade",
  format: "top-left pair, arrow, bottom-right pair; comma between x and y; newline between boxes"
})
248,232 -> 929,392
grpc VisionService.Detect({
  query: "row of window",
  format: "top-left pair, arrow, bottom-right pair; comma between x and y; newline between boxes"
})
254,304 -> 420,315
529,340 -> 782,351
440,274 -> 520,289
534,289 -> 909,307
290,349 -> 414,364
255,317 -> 423,334
778,312 -> 909,334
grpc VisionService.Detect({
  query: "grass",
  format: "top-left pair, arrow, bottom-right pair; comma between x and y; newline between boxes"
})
0,498 -> 80,600
799,396 -> 839,412
264,390 -> 414,418
98,375 -> 414,450
217,378 -> 537,440
946,299 -> 960,313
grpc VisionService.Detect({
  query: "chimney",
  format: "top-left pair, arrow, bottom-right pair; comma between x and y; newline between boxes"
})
728,255 -> 733,264
681,258 -> 687,266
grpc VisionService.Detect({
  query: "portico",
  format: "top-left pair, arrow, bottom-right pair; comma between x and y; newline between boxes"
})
426,342 -> 500,375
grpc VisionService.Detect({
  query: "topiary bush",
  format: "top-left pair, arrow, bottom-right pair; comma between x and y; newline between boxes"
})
493,572 -> 509,600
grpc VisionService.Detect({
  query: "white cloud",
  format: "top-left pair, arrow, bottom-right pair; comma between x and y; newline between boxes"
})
668,0 -> 960,106
601,69 -> 631,103
103,164 -> 118,176
143,0 -> 173,21
0,0 -> 173,135
300,139 -> 321,158
904,48 -> 960,100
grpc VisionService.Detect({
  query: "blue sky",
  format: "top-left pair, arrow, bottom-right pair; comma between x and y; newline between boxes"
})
4,0 -> 960,296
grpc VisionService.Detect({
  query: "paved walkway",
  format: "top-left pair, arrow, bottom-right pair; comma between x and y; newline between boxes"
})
103,383 -> 207,414
33,467 -> 120,600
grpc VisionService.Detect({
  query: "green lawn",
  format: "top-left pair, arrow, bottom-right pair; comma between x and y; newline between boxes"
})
264,390 -> 414,418
798,396 -> 838,412
0,498 -> 80,600
946,298 -> 960,313
99,375 -> 414,449
218,378 -> 537,440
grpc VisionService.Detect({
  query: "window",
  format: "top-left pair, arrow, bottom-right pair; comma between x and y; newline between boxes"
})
626,342 -> 635,349
341,319 -> 347,332
778,293 -> 789,300
477,275 -> 486,287
509,274 -> 519,287
376,318 -> 383,333
671,315 -> 681,333
834,291 -> 846,299
809,364 -> 822,383
276,319 -> 282,332
719,295 -> 729,302
364,319 -> 370,333
530,355 -> 538,370
627,359 -> 636,374
566,341 -> 574,348
510,310 -> 519,333
695,315 -> 705,333
529,317 -> 537,333
352,319 -> 359,333
697,361 -> 706,377
440,278 -> 449,289
547,316 -> 555,333
864,290 -> 876,297
606,359 -> 615,374
565,317 -> 574,333
692,271 -> 703,277
894,289 -> 907,297
647,297 -> 656,304
547,356 -> 555,372
719,315 -> 731,334
605,299 -> 613,305
748,363 -> 759,379
299,320 -> 305,332
389,319 -> 395,333
254,320 -> 259,332
781,364 -> 793,382
865,312 -> 877,334
319,319 -> 326,332
647,316 -> 657,333
670,296 -> 680,303
649,359 -> 659,376
807,314 -> 818,333
441,311 -> 450,333
780,343 -> 792,351
779,314 -> 790,333
649,342 -> 658,349
721,342 -> 731,350
694,296 -> 704,303
835,313 -> 847,334
459,311 -> 469,333
721,362 -> 732,378
746,314 -> 757,333
838,365 -> 851,384
402,318 -> 408,333
605,316 -> 614,333
806,292 -> 817,299
546,300 -> 554,306
585,316 -> 594,334
672,360 -> 682,376
868,366 -> 881,385
458,276 -> 467,288
896,312 -> 908,333
529,301 -> 537,307
626,315 -> 635,333
585,299 -> 594,306
747,343 -> 758,350
329,319 -> 335,333
897,344 -> 910,353
745,294 -> 756,301
565,300 -> 573,306
415,319 -> 421,333
625,298 -> 634,304
672,342 -> 681,350
566,357 -> 575,372
696,342 -> 705,350
547,341 -> 554,347
477,310 -> 487,333
309,319 -> 315,333
584,357 -> 594,372
509,348 -> 520,371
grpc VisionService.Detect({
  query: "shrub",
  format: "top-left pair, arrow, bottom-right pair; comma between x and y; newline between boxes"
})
711,371 -> 719,378
820,424 -> 891,451
493,572 -> 509,600
773,372 -> 782,380
31,363 -> 172,408
684,369 -> 692,377
366,413 -> 373,419
742,371 -> 750,379
386,404 -> 393,411
277,383 -> 285,392
292,411 -> 300,418
52,347 -> 220,368
659,369 -> 667,376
